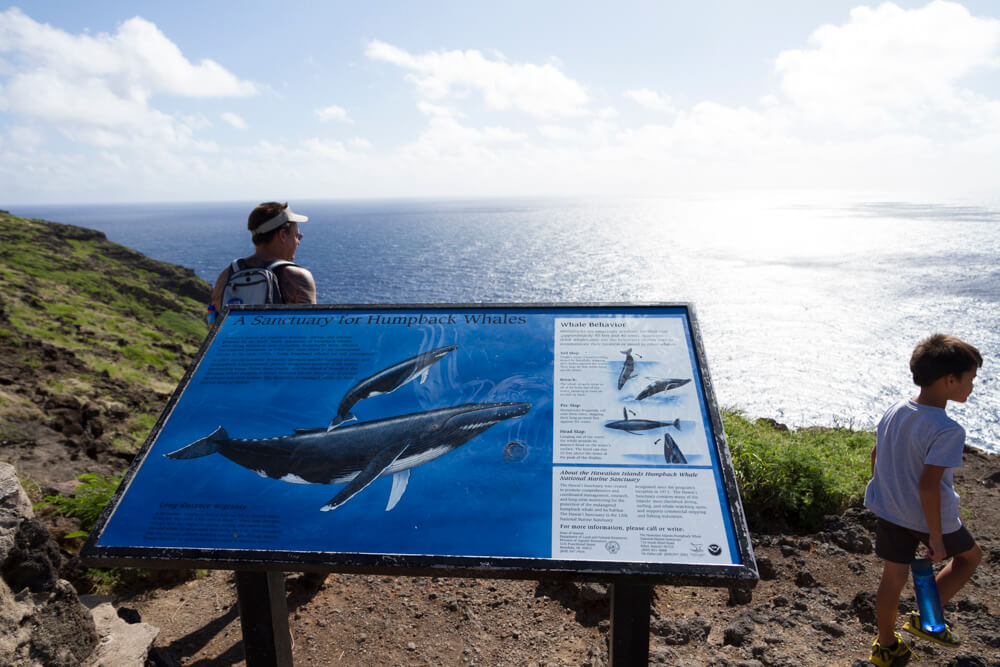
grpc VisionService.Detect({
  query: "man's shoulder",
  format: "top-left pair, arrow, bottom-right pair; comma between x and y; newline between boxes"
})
276,263 -> 317,304
281,262 -> 312,280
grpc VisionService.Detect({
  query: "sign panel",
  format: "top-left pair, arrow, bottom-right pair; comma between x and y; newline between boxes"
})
83,304 -> 756,584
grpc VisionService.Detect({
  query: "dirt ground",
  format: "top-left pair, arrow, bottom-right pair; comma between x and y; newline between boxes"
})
96,448 -> 1000,667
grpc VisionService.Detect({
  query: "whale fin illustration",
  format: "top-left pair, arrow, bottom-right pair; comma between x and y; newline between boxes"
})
417,367 -> 429,385
663,432 -> 687,464
386,469 -> 410,511
164,426 -> 227,459
327,412 -> 357,431
321,441 -> 411,511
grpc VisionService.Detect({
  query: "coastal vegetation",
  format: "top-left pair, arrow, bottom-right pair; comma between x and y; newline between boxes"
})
39,471 -> 122,539
0,210 -> 209,455
724,411 -> 873,532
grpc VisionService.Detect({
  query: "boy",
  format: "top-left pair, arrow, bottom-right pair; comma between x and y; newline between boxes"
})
865,334 -> 983,666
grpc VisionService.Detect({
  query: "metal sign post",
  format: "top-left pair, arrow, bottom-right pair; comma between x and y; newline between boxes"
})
610,582 -> 654,666
234,571 -> 292,667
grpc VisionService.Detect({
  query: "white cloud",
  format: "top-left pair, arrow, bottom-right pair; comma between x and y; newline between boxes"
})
0,8 -> 256,149
538,125 -> 578,141
303,138 -> 350,160
8,125 -> 43,149
625,89 -> 675,113
221,112 -> 247,130
366,40 -> 589,118
315,104 -> 350,122
400,112 -> 525,162
417,101 -> 456,118
775,1 -> 1000,130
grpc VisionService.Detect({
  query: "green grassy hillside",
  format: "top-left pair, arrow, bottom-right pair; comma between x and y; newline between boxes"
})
0,210 -> 211,472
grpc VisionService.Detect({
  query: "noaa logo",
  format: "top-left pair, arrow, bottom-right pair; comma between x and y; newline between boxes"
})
605,541 -> 621,554
707,544 -> 722,556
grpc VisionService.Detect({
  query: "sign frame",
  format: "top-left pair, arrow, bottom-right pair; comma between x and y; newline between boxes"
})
82,303 -> 757,587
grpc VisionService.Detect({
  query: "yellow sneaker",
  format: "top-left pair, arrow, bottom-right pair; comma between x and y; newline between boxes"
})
902,611 -> 961,648
870,632 -> 911,666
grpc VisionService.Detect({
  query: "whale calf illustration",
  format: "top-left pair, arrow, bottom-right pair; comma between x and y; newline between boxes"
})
166,401 -> 530,511
328,344 -> 457,429
605,407 -> 679,434
636,378 -> 691,400
617,348 -> 637,390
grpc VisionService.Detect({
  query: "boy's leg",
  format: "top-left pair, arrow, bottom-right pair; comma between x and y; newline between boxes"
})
936,542 -> 982,606
876,560 -> 910,646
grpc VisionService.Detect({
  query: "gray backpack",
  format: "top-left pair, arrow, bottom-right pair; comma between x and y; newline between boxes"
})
221,259 -> 295,305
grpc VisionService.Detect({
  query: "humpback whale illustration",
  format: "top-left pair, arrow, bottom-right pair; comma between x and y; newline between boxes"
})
636,378 -> 691,400
662,432 -> 687,464
604,407 -> 679,434
617,348 -> 637,390
328,344 -> 457,429
166,401 -> 530,511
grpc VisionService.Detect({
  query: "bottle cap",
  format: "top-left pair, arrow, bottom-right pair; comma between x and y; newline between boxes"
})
912,557 -> 932,572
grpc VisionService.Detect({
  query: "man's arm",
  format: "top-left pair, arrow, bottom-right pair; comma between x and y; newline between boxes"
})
210,268 -> 229,313
281,266 -> 317,304
870,445 -> 877,476
918,464 -> 947,562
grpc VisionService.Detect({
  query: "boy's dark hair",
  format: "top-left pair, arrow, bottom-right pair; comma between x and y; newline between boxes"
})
248,202 -> 290,245
910,334 -> 983,387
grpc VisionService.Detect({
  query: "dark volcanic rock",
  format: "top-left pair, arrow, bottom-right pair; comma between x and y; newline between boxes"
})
756,556 -> 777,580
723,612 -> 755,647
0,463 -> 98,666
19,579 -> 99,666
851,591 -> 877,626
2,517 -> 62,593
651,615 -> 712,645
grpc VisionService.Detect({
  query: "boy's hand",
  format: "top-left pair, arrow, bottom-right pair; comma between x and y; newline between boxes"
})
927,535 -> 946,563
919,464 -> 947,562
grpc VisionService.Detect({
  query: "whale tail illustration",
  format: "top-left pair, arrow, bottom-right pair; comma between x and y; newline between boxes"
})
327,412 -> 357,431
165,426 -> 227,459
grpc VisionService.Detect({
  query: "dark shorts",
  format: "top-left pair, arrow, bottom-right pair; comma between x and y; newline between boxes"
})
875,517 -> 977,564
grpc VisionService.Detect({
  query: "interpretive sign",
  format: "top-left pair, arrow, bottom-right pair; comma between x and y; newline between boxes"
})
83,303 -> 756,585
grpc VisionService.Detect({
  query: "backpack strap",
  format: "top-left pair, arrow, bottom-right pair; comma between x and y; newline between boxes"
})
266,260 -> 298,288
265,260 -> 298,304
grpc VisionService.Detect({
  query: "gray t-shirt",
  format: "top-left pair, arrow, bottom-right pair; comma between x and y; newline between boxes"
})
864,399 -> 965,533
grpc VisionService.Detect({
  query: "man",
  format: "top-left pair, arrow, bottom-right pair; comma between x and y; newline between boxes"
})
210,201 -> 317,311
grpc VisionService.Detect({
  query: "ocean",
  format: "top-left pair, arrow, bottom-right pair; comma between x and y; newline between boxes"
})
13,195 -> 1000,453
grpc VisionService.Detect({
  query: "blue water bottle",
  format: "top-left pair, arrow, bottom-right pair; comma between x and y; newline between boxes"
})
205,304 -> 217,325
911,558 -> 946,632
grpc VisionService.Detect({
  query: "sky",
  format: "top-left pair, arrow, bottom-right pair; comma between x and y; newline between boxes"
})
2,1 -> 999,204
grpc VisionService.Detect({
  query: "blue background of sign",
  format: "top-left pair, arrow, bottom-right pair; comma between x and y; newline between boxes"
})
97,306 -> 737,561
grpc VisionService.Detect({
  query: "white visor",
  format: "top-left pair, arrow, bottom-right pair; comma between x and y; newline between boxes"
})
253,206 -> 309,234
